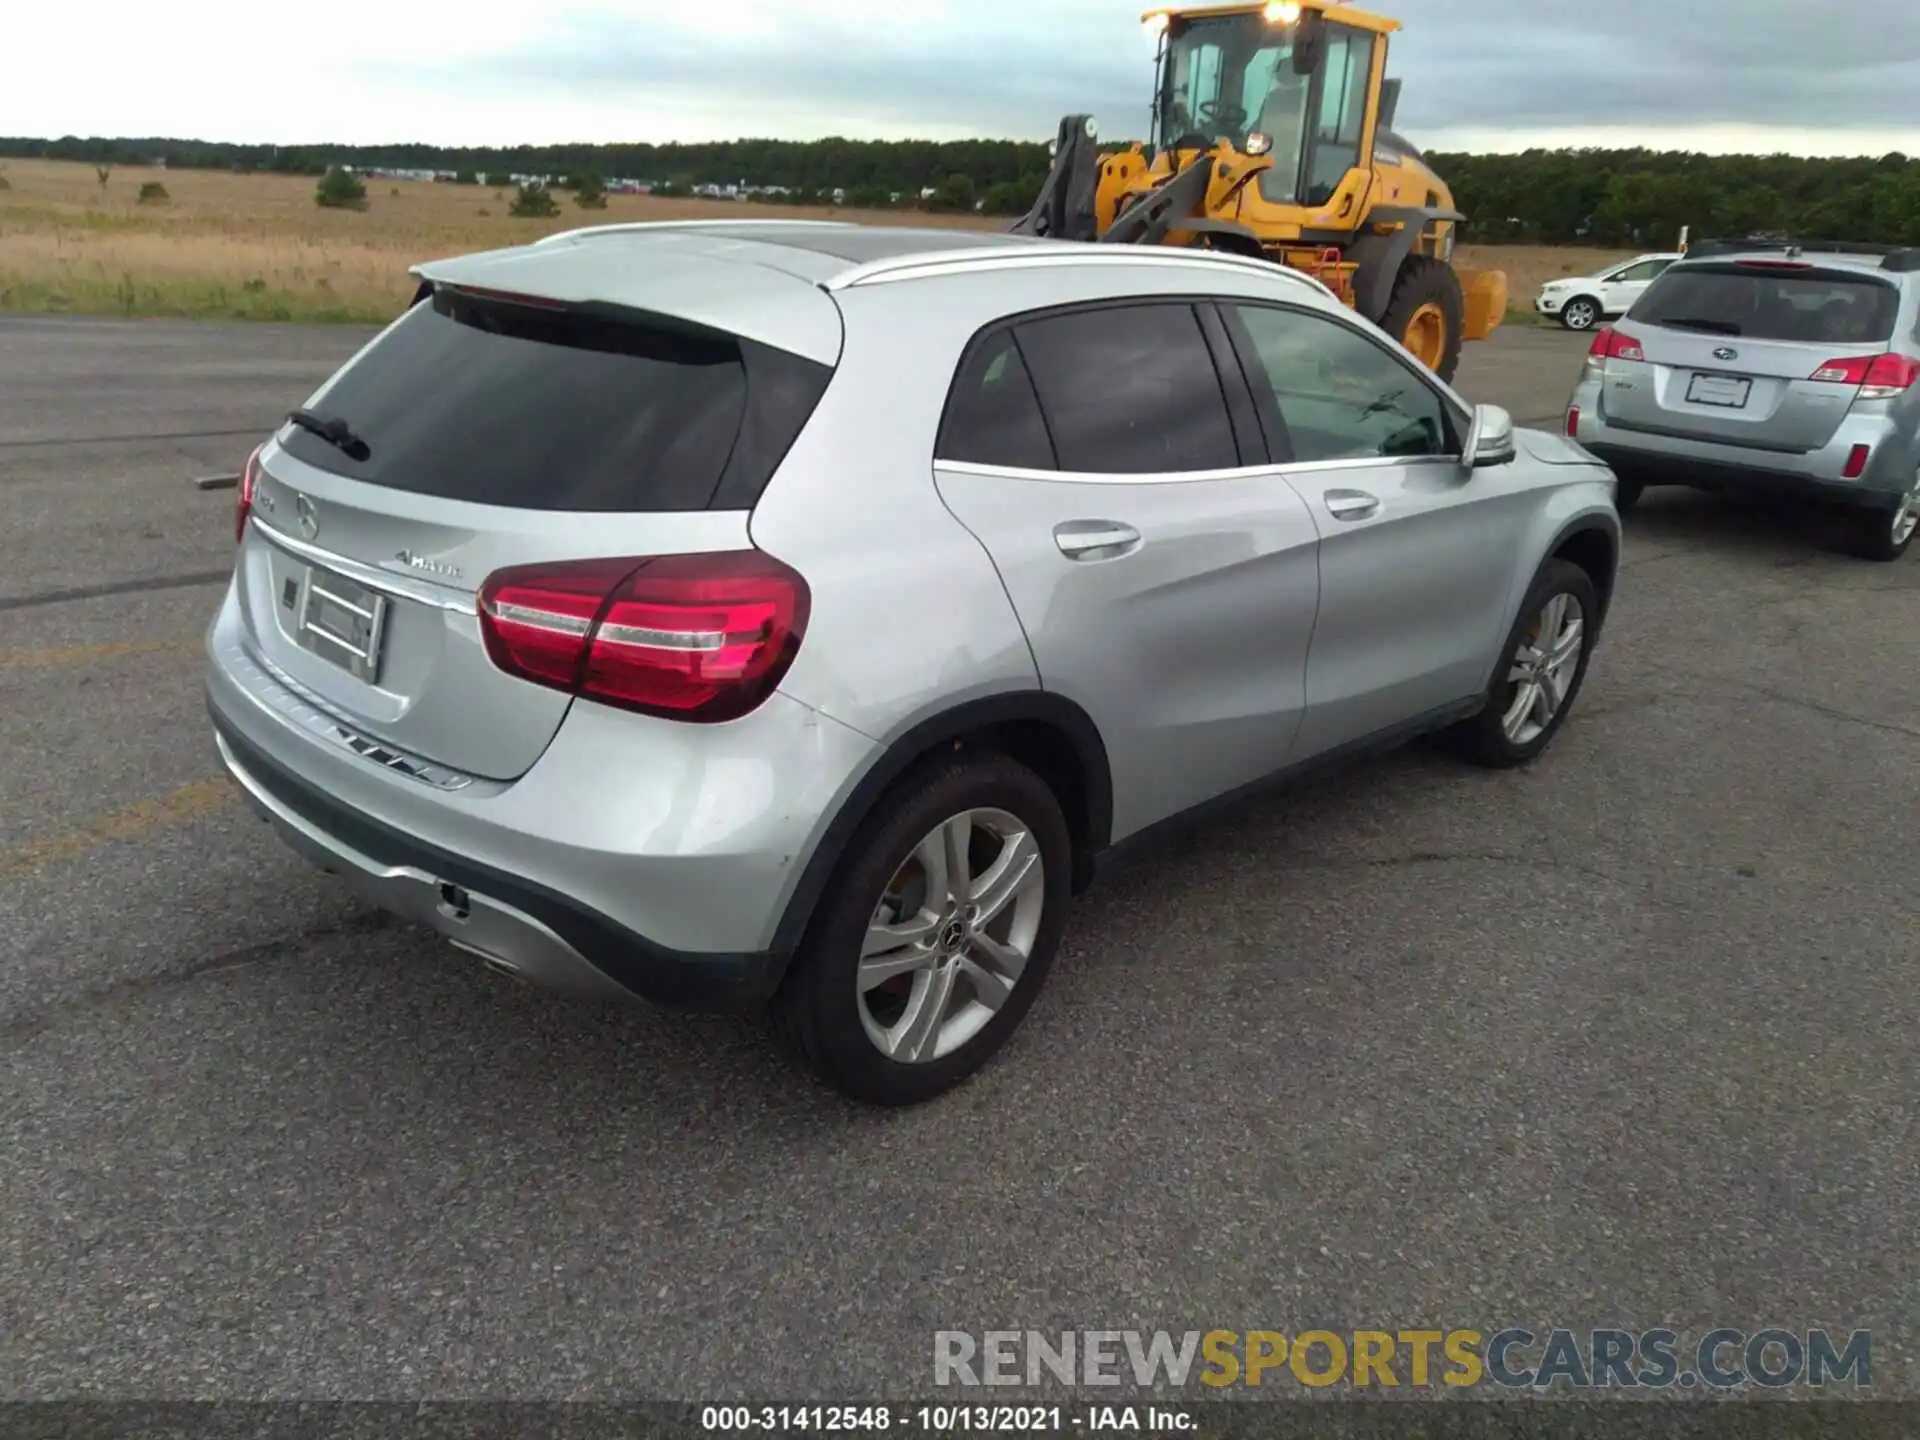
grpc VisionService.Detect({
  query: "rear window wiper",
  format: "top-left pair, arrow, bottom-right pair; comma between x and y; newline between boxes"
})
286,408 -> 371,462
1656,317 -> 1743,335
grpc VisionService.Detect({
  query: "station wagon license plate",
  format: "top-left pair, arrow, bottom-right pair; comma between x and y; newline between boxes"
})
1686,372 -> 1752,408
294,565 -> 388,683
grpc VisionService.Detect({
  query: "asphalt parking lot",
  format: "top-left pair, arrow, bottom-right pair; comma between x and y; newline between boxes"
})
3,313 -> 1917,1400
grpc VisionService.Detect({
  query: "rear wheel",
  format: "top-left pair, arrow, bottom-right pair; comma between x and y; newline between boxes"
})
775,754 -> 1072,1105
1845,475 -> 1920,562
1560,296 -> 1602,331
1378,255 -> 1465,382
1614,477 -> 1644,514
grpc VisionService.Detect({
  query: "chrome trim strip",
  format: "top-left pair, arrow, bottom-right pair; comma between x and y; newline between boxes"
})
936,453 -> 1462,485
251,517 -> 478,616
216,631 -> 479,792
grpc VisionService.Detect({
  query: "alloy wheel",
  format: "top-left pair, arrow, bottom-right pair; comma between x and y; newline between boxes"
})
1502,592 -> 1587,745
857,808 -> 1046,1064
1562,300 -> 1598,331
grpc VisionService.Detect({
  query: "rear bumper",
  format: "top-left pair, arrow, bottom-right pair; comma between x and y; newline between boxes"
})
203,584 -> 880,1011
1583,444 -> 1908,512
210,708 -> 787,1010
1568,387 -> 1911,511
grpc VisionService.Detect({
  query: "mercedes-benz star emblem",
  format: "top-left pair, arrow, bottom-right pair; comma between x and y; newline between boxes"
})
295,494 -> 320,539
1713,346 -> 1738,361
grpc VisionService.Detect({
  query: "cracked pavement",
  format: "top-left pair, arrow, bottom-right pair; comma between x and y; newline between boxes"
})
2,316 -> 1917,1401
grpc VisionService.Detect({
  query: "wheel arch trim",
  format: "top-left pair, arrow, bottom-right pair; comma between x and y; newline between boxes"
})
766,691 -> 1114,961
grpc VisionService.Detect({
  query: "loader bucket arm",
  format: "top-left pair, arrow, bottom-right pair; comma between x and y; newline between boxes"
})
1009,115 -> 1102,241
1099,154 -> 1214,246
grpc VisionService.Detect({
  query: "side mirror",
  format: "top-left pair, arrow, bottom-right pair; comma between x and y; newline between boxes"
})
1464,403 -> 1517,468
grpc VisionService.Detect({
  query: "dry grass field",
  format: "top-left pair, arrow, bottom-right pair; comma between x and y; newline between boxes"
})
0,157 -> 1632,325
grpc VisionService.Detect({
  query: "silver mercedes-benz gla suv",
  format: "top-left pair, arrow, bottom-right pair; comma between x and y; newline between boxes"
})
205,220 -> 1622,1104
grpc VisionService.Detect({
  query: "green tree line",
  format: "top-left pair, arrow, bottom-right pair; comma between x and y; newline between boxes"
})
11,133 -> 1920,245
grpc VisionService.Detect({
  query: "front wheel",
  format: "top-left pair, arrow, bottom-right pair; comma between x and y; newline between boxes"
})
1560,297 -> 1602,331
775,754 -> 1072,1105
1445,559 -> 1600,768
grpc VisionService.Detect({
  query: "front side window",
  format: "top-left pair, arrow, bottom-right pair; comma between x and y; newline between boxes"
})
1225,303 -> 1457,463
1011,303 -> 1241,475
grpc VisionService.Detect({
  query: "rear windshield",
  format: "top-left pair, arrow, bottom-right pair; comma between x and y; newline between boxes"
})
1631,264 -> 1900,344
277,289 -> 833,511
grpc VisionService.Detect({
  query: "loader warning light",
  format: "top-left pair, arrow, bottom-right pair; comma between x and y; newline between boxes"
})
1265,1 -> 1303,21
1144,10 -> 1170,34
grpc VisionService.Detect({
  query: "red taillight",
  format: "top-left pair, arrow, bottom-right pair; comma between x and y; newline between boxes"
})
1565,406 -> 1580,437
1589,327 -> 1643,362
477,551 -> 810,723
1810,352 -> 1920,399
1843,444 -> 1871,479
236,444 -> 264,543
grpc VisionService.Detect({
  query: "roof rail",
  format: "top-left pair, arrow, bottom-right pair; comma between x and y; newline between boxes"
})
829,244 -> 1337,299
1686,235 -> 1920,271
535,219 -> 860,246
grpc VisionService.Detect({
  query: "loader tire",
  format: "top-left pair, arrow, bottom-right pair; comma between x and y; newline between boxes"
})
1378,255 -> 1465,383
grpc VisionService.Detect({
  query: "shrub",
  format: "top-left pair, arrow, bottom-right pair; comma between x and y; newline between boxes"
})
454,169 -> 478,185
95,165 -> 112,188
137,181 -> 170,204
484,172 -> 510,189
315,165 -> 368,209
0,166 -> 10,192
508,181 -> 560,218
572,169 -> 607,210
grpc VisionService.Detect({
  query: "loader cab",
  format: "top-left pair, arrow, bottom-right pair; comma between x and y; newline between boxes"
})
1149,2 -> 1387,212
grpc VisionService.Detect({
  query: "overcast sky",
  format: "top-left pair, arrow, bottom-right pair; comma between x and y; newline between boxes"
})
8,0 -> 1920,157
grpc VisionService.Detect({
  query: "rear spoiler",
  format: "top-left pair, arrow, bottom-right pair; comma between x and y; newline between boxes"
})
1684,236 -> 1920,272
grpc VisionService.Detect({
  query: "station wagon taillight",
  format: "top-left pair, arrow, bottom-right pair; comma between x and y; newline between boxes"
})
1589,327 -> 1644,362
1809,352 -> 1920,400
476,551 -> 810,723
235,444 -> 265,543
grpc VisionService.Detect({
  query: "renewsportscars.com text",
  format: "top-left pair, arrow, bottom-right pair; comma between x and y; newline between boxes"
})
933,1328 -> 1871,1391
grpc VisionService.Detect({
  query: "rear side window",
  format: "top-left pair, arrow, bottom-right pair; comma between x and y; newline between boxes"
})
1010,303 -> 1241,474
937,330 -> 1057,470
1631,265 -> 1901,344
278,289 -> 832,511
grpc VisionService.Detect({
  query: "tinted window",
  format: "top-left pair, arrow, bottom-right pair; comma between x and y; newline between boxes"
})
278,290 -> 831,511
1305,29 -> 1375,206
1227,303 -> 1455,463
1632,265 -> 1900,344
937,330 -> 1057,470
1012,304 -> 1240,474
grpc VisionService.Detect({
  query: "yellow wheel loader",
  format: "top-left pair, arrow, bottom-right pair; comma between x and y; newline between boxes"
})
1011,0 -> 1507,383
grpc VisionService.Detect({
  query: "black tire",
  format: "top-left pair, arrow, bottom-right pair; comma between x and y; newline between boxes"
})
1377,254 -> 1465,383
1445,559 -> 1600,769
1842,492 -> 1917,562
775,753 -> 1073,1106
1613,477 -> 1644,515
1559,296 -> 1603,331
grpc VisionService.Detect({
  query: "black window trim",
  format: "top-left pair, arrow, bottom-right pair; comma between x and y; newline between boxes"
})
933,295 -> 1261,478
1213,295 -> 1471,464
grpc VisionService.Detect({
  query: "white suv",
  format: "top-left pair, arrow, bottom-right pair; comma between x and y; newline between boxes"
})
1537,253 -> 1682,332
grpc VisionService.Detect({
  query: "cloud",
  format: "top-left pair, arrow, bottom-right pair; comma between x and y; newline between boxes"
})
7,0 -> 1920,154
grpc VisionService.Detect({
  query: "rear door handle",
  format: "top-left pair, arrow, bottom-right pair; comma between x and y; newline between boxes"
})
1324,489 -> 1380,521
1054,520 -> 1142,559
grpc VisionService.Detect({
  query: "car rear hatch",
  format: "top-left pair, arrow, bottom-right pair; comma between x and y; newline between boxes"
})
1596,259 -> 1903,452
231,238 -> 840,781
